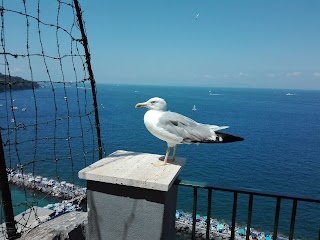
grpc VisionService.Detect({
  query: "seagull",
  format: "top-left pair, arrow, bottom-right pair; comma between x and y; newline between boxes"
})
196,13 -> 199,20
135,97 -> 244,166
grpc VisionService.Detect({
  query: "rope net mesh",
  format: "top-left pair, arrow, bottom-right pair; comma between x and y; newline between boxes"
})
0,0 -> 103,237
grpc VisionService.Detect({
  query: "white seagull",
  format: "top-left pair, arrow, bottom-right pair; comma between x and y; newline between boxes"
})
135,97 -> 244,166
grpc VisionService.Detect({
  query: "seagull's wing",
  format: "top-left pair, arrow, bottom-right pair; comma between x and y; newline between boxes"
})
158,111 -> 228,143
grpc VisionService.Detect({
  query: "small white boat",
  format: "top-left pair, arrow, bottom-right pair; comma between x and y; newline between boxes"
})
209,90 -> 221,96
192,105 -> 197,111
286,93 -> 296,96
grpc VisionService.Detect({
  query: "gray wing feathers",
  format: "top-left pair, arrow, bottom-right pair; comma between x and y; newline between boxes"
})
158,112 -> 229,143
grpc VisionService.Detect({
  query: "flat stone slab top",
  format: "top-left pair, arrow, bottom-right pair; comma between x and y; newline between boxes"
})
79,150 -> 185,191
20,211 -> 88,240
0,206 -> 55,239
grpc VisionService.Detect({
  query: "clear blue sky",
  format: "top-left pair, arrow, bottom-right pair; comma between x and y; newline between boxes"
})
81,0 -> 320,89
2,1 -> 319,90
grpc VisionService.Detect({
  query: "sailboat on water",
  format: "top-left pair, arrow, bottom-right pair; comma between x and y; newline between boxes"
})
22,103 -> 27,112
192,105 -> 197,111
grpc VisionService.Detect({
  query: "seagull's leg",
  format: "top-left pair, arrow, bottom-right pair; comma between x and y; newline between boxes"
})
163,147 -> 170,164
168,145 -> 177,163
153,147 -> 170,166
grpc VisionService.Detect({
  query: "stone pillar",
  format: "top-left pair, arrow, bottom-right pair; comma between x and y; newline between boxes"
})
79,150 -> 185,240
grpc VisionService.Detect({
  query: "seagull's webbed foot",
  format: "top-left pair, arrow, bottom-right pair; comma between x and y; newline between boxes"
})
153,147 -> 171,167
154,146 -> 177,166
153,161 -> 167,167
158,156 -> 175,162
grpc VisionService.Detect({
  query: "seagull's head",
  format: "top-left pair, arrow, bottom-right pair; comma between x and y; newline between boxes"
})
135,97 -> 167,111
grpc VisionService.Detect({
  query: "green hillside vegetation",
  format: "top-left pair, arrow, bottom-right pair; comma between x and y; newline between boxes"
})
0,73 -> 40,92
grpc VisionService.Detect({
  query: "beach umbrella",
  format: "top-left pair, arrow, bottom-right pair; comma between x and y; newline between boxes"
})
217,224 -> 224,230
237,229 -> 245,235
251,232 -> 257,237
265,237 -> 272,240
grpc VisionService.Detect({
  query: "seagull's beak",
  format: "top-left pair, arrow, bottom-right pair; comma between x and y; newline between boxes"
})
135,102 -> 147,108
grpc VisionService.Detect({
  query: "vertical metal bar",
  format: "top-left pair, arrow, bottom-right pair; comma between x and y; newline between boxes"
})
0,131 -> 18,239
206,189 -> 212,240
288,199 -> 298,240
231,192 -> 238,240
273,197 -> 281,240
73,0 -> 103,160
246,194 -> 254,240
192,187 -> 198,240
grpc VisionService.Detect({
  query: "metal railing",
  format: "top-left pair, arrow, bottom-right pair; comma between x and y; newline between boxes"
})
175,179 -> 320,240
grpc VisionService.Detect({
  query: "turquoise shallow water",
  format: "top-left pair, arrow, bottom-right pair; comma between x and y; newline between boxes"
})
1,84 -> 319,239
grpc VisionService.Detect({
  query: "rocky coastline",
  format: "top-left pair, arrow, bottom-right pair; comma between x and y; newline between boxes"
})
0,73 -> 40,92
7,169 -> 288,240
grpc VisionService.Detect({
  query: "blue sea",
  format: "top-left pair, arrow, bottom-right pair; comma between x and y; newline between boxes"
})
1,84 -> 319,239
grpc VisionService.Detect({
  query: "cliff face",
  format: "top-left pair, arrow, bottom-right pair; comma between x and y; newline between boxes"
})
0,73 -> 40,92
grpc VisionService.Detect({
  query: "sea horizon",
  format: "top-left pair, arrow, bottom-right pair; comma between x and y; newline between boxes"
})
96,82 -> 320,92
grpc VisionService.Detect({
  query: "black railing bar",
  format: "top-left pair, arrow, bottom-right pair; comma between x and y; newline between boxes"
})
231,192 -> 238,240
273,197 -> 281,240
192,187 -> 198,240
206,189 -> 212,240
175,179 -> 320,204
288,199 -> 298,240
246,194 -> 254,240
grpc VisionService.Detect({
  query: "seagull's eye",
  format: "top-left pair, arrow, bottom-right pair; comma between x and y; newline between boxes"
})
150,101 -> 156,104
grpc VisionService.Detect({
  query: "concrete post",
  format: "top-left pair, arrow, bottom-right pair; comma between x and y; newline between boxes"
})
79,150 -> 185,240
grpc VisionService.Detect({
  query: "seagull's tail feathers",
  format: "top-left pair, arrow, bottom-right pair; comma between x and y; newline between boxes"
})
189,131 -> 244,144
215,132 -> 244,143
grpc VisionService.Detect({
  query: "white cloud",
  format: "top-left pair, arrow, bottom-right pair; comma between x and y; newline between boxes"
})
267,73 -> 275,78
239,72 -> 249,77
286,72 -> 302,77
312,72 -> 320,77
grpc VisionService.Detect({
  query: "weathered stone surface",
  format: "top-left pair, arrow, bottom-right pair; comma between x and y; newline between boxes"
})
79,150 -> 185,191
0,206 -> 55,239
20,211 -> 87,240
